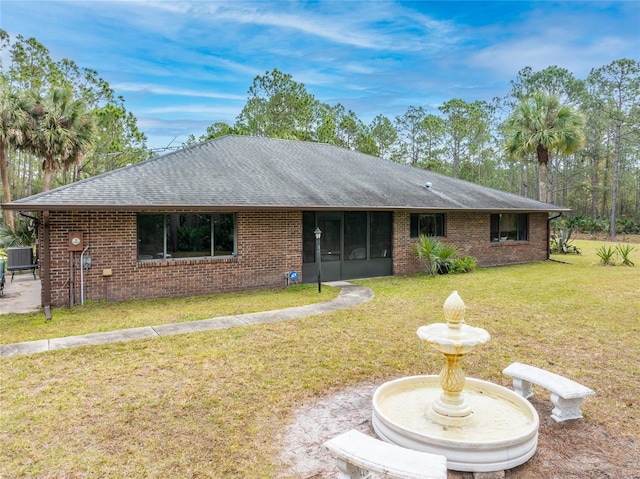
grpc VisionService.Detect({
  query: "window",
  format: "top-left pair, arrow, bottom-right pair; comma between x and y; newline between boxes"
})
410,213 -> 445,238
137,213 -> 235,260
490,213 -> 528,242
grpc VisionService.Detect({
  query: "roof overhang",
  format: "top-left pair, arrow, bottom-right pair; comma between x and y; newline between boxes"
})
2,203 -> 572,213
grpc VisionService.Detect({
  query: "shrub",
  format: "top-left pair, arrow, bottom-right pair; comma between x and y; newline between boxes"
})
616,244 -> 635,267
449,256 -> 477,274
550,220 -> 580,254
596,244 -> 617,266
413,235 -> 458,276
617,218 -> 640,235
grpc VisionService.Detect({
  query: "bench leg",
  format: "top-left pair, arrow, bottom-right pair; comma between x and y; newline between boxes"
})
512,378 -> 534,399
550,393 -> 586,422
336,458 -> 373,479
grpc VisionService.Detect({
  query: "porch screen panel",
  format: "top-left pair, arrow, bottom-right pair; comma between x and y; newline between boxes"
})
345,212 -> 367,261
302,211 -> 316,263
370,212 -> 392,258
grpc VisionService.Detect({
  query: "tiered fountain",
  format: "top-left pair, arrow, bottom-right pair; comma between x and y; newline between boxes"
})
372,291 -> 539,472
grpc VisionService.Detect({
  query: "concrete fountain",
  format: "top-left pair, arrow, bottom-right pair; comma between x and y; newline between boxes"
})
372,291 -> 539,473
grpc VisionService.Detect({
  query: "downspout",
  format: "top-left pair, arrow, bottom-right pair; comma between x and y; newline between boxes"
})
42,211 -> 52,319
548,213 -> 562,260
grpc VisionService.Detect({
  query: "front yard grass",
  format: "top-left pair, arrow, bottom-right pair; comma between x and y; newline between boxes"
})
1,240 -> 638,478
0,284 -> 338,344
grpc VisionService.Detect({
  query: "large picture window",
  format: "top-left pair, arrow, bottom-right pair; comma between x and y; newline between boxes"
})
137,213 -> 235,260
490,213 -> 528,242
410,213 -> 445,238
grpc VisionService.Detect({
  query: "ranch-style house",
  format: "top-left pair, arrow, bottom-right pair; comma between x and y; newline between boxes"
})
3,135 -> 568,309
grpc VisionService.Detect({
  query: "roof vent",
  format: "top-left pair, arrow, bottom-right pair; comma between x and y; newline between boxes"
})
424,181 -> 433,190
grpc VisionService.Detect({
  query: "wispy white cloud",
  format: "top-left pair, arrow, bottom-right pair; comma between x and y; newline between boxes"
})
112,83 -> 245,101
2,0 -> 637,149
143,104 -> 242,117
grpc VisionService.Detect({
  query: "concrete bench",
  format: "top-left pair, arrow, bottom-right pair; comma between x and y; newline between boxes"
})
503,362 -> 595,422
323,429 -> 447,479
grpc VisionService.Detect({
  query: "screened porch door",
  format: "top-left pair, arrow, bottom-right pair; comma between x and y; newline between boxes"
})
301,211 -> 392,283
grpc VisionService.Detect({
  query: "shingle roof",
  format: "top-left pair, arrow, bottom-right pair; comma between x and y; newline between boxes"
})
4,135 -> 569,212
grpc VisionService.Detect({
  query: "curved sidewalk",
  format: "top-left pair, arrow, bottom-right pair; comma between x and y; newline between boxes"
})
0,281 -> 373,358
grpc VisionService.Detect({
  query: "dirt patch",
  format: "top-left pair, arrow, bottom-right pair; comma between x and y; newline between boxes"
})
279,383 -> 639,479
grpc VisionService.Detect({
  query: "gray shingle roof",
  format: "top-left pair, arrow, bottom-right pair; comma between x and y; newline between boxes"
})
4,135 -> 568,212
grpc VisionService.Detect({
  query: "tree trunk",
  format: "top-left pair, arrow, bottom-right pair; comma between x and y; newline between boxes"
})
0,141 -> 15,231
43,168 -> 54,192
536,144 -> 550,203
608,122 -> 622,241
590,157 -> 599,218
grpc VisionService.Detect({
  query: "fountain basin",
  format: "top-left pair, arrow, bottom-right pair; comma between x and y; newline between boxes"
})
372,375 -> 539,472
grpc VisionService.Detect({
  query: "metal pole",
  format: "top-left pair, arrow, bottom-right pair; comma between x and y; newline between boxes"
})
314,227 -> 322,293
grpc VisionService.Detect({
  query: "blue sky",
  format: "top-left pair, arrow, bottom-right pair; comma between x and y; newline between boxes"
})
1,1 -> 639,150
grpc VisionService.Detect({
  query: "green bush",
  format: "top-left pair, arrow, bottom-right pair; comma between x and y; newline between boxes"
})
564,215 -> 640,235
0,216 -> 37,248
596,244 -> 618,266
596,243 -> 636,266
413,236 -> 476,275
616,244 -> 635,266
413,235 -> 458,276
617,218 -> 640,235
550,220 -> 580,254
449,256 -> 477,274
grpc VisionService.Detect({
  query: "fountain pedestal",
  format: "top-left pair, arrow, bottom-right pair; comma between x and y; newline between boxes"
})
371,291 -> 539,473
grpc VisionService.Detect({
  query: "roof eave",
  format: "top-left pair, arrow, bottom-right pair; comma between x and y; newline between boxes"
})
2,202 -> 572,213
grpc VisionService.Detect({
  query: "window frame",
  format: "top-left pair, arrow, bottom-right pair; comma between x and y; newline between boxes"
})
410,213 -> 446,238
137,212 -> 236,261
490,213 -> 529,243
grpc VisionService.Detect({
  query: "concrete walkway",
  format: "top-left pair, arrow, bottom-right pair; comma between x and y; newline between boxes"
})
0,281 -> 373,358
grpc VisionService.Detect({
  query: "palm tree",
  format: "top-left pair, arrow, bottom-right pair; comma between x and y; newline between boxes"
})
0,79 -> 36,231
504,92 -> 585,203
30,87 -> 95,191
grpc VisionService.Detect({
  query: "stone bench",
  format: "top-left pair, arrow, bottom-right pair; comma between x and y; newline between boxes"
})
503,362 -> 595,422
323,429 -> 447,479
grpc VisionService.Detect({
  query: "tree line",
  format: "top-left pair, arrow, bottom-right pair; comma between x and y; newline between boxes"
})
1,30 -> 639,240
0,31 -> 148,232
187,63 -> 640,240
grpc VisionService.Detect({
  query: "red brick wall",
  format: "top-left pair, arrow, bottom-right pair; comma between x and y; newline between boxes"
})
393,211 -> 549,275
40,210 -> 548,307
41,211 -> 302,307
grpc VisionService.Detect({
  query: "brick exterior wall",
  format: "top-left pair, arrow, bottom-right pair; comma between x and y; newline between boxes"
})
41,211 -> 302,307
393,211 -> 549,276
40,210 -> 548,307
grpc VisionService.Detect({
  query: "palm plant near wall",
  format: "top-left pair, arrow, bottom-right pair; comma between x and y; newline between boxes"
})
413,235 -> 458,276
0,216 -> 36,248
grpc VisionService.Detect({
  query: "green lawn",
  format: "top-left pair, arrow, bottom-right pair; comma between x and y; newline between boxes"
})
1,240 -> 638,478
0,284 -> 339,344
